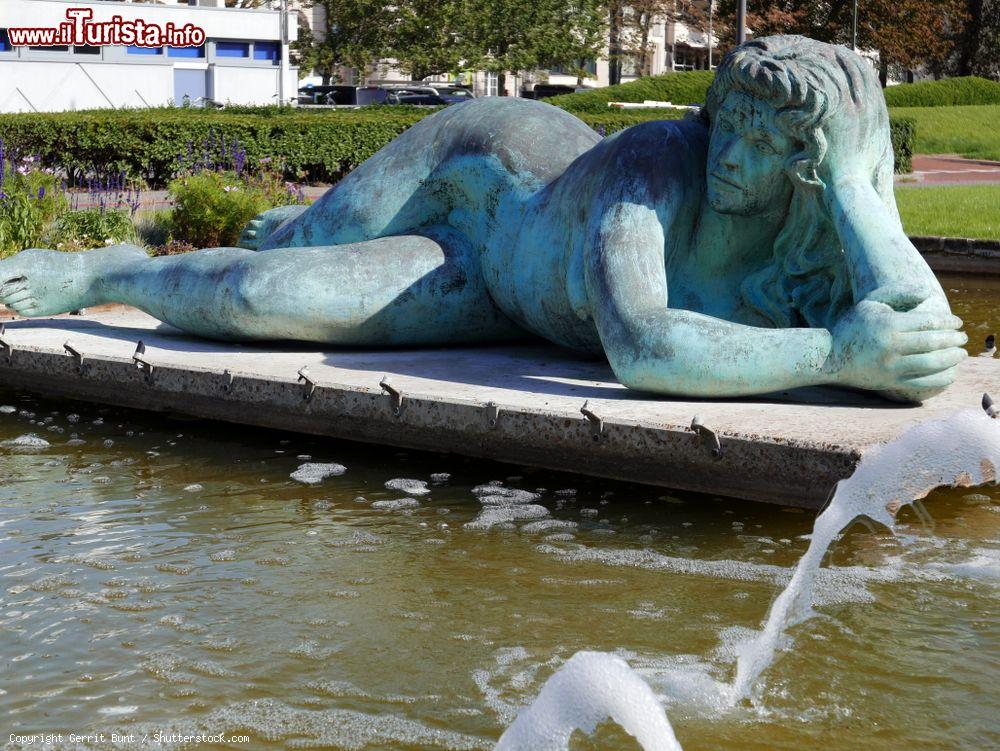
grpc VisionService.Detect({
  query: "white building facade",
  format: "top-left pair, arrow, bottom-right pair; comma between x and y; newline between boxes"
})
0,0 -> 298,113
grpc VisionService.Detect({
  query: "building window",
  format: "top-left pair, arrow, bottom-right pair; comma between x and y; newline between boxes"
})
253,41 -> 280,63
127,46 -> 163,55
0,29 -> 10,53
549,59 -> 597,77
486,72 -> 498,97
73,45 -> 101,55
215,41 -> 249,58
30,45 -> 69,52
168,45 -> 205,58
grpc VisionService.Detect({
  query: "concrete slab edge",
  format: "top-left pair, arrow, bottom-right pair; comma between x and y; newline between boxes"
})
0,344 -> 860,508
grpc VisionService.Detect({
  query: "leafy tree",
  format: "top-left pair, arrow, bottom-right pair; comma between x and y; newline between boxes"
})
389,0 -> 468,80
713,0 -> 969,86
953,0 -> 1000,79
293,0 -> 392,84
532,0 -> 608,84
463,0 -> 606,93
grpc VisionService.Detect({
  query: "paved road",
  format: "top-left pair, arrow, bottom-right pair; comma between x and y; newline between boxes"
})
897,154 -> 1000,186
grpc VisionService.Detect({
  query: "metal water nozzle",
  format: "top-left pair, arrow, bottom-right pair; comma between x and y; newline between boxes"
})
983,393 -> 998,419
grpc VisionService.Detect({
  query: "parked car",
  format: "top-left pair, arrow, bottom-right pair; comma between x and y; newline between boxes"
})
380,84 -> 476,106
388,93 -> 450,106
522,84 -> 577,100
298,85 -> 353,105
428,86 -> 476,104
297,85 -> 391,106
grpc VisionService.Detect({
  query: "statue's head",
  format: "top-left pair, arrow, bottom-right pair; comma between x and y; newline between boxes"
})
704,35 -> 890,215
701,36 -> 894,328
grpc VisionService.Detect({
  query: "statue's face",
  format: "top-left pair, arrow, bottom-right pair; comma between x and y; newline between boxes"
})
707,91 -> 796,216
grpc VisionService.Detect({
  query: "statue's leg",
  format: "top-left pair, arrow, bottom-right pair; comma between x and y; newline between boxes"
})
0,228 -> 523,346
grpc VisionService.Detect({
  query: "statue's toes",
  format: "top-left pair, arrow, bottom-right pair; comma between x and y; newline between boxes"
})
7,295 -> 39,317
0,277 -> 28,301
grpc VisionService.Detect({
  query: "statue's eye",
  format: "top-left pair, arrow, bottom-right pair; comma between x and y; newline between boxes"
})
755,140 -> 777,155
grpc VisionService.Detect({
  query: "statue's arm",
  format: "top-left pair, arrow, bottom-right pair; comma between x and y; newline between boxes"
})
824,177 -> 947,310
585,203 -> 966,399
585,203 -> 836,397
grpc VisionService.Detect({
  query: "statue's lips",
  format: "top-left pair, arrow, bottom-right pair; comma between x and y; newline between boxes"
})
710,172 -> 744,191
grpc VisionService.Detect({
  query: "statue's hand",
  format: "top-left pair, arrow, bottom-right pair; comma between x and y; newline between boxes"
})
862,282 -> 946,313
238,205 -> 308,250
828,298 -> 967,403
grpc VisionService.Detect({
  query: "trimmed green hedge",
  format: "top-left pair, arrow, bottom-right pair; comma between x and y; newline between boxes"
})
890,117 -> 916,173
884,76 -> 1000,108
0,107 -> 691,186
0,100 -> 916,187
0,109 -> 428,187
547,71 -> 1000,111
887,104 -> 1000,162
547,71 -> 715,113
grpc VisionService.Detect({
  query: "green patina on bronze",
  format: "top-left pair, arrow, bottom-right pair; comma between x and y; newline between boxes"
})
0,36 -> 967,402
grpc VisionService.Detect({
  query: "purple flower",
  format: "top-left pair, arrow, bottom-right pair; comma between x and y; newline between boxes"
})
37,186 -> 45,200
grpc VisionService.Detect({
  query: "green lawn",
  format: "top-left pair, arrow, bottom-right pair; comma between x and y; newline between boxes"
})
888,104 -> 1000,162
895,184 -> 1000,240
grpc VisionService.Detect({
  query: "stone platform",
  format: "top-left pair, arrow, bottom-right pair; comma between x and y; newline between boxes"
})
0,307 -> 997,508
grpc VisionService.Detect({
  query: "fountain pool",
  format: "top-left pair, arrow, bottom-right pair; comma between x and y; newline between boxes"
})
0,275 -> 997,750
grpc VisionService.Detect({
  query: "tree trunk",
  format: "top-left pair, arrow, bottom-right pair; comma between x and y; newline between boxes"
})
608,1 -> 623,86
958,0 -> 984,76
497,71 -> 507,96
879,57 -> 888,87
638,12 -> 652,77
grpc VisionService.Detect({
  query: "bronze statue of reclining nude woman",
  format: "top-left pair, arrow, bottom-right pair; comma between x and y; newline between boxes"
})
0,35 -> 966,402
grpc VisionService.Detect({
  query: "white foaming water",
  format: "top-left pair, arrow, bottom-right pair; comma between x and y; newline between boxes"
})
1,433 -> 51,450
497,408 -> 1000,749
732,408 -> 1000,699
290,462 -> 347,484
466,484 -> 551,530
495,652 -> 682,751
386,477 -> 431,495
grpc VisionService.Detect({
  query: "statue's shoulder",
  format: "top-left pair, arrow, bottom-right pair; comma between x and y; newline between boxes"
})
582,116 -> 708,209
604,116 -> 708,175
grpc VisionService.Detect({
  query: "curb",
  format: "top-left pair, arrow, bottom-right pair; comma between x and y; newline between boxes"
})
911,235 -> 1000,275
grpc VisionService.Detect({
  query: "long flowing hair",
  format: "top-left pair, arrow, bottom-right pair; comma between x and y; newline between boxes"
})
702,36 -> 897,329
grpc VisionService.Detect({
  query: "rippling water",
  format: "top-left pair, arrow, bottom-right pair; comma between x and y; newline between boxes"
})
2,393 -> 997,750
1,277 -> 998,750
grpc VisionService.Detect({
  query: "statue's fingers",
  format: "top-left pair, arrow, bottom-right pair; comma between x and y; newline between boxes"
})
895,329 -> 968,355
891,347 -> 966,376
0,277 -> 27,297
13,299 -> 39,316
890,310 -> 964,332
3,289 -> 33,306
896,367 -> 958,392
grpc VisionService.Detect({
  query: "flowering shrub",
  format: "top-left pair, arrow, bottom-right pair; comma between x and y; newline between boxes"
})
167,171 -> 277,248
0,144 -> 67,258
165,134 -> 309,249
55,209 -> 136,251
54,171 -> 142,251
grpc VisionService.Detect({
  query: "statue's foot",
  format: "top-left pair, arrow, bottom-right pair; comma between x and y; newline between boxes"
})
0,245 -> 147,317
